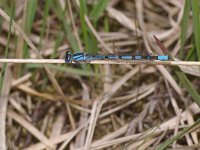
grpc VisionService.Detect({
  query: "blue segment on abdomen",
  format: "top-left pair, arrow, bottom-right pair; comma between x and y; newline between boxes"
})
121,56 -> 132,59
95,55 -> 105,59
74,56 -> 85,61
108,55 -> 119,59
157,56 -> 169,61
73,54 -> 85,61
135,56 -> 142,59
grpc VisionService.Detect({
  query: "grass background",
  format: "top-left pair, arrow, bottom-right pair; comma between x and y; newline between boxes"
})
0,0 -> 200,149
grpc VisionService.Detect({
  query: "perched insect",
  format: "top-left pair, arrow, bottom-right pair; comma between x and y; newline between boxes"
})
65,50 -> 170,63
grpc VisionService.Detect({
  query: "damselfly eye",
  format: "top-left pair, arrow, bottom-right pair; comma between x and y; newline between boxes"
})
65,50 -> 72,62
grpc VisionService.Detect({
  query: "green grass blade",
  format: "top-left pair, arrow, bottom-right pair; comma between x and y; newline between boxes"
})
26,64 -> 100,77
90,0 -> 108,23
88,0 -> 108,53
180,0 -> 190,59
185,45 -> 196,61
104,16 -> 109,32
87,33 -> 98,54
0,0 -> 14,93
39,0 -> 53,50
175,71 -> 200,105
191,0 -> 200,60
80,0 -> 90,52
26,0 -> 38,34
0,16 -> 3,34
54,1 -> 79,52
157,118 -> 200,150
23,0 -> 38,58
51,32 -> 65,59
38,0 -> 54,91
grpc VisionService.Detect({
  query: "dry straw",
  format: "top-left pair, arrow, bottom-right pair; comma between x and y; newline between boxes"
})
0,58 -> 200,66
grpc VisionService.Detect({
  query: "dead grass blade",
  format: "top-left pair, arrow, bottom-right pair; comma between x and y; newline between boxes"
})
106,6 -> 140,33
100,86 -> 155,118
85,67 -> 140,149
0,66 -> 12,150
50,111 -> 65,139
24,122 -> 88,150
7,110 -> 54,149
75,79 -> 90,148
16,84 -> 58,101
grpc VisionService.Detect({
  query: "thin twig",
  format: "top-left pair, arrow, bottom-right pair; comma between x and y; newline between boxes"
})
0,59 -> 200,66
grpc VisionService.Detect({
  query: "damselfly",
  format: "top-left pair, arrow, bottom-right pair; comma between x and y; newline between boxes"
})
65,51 -> 170,63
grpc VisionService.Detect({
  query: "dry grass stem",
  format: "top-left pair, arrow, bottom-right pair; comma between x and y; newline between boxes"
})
0,58 -> 200,66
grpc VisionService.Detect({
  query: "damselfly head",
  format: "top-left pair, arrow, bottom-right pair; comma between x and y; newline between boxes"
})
65,50 -> 72,62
